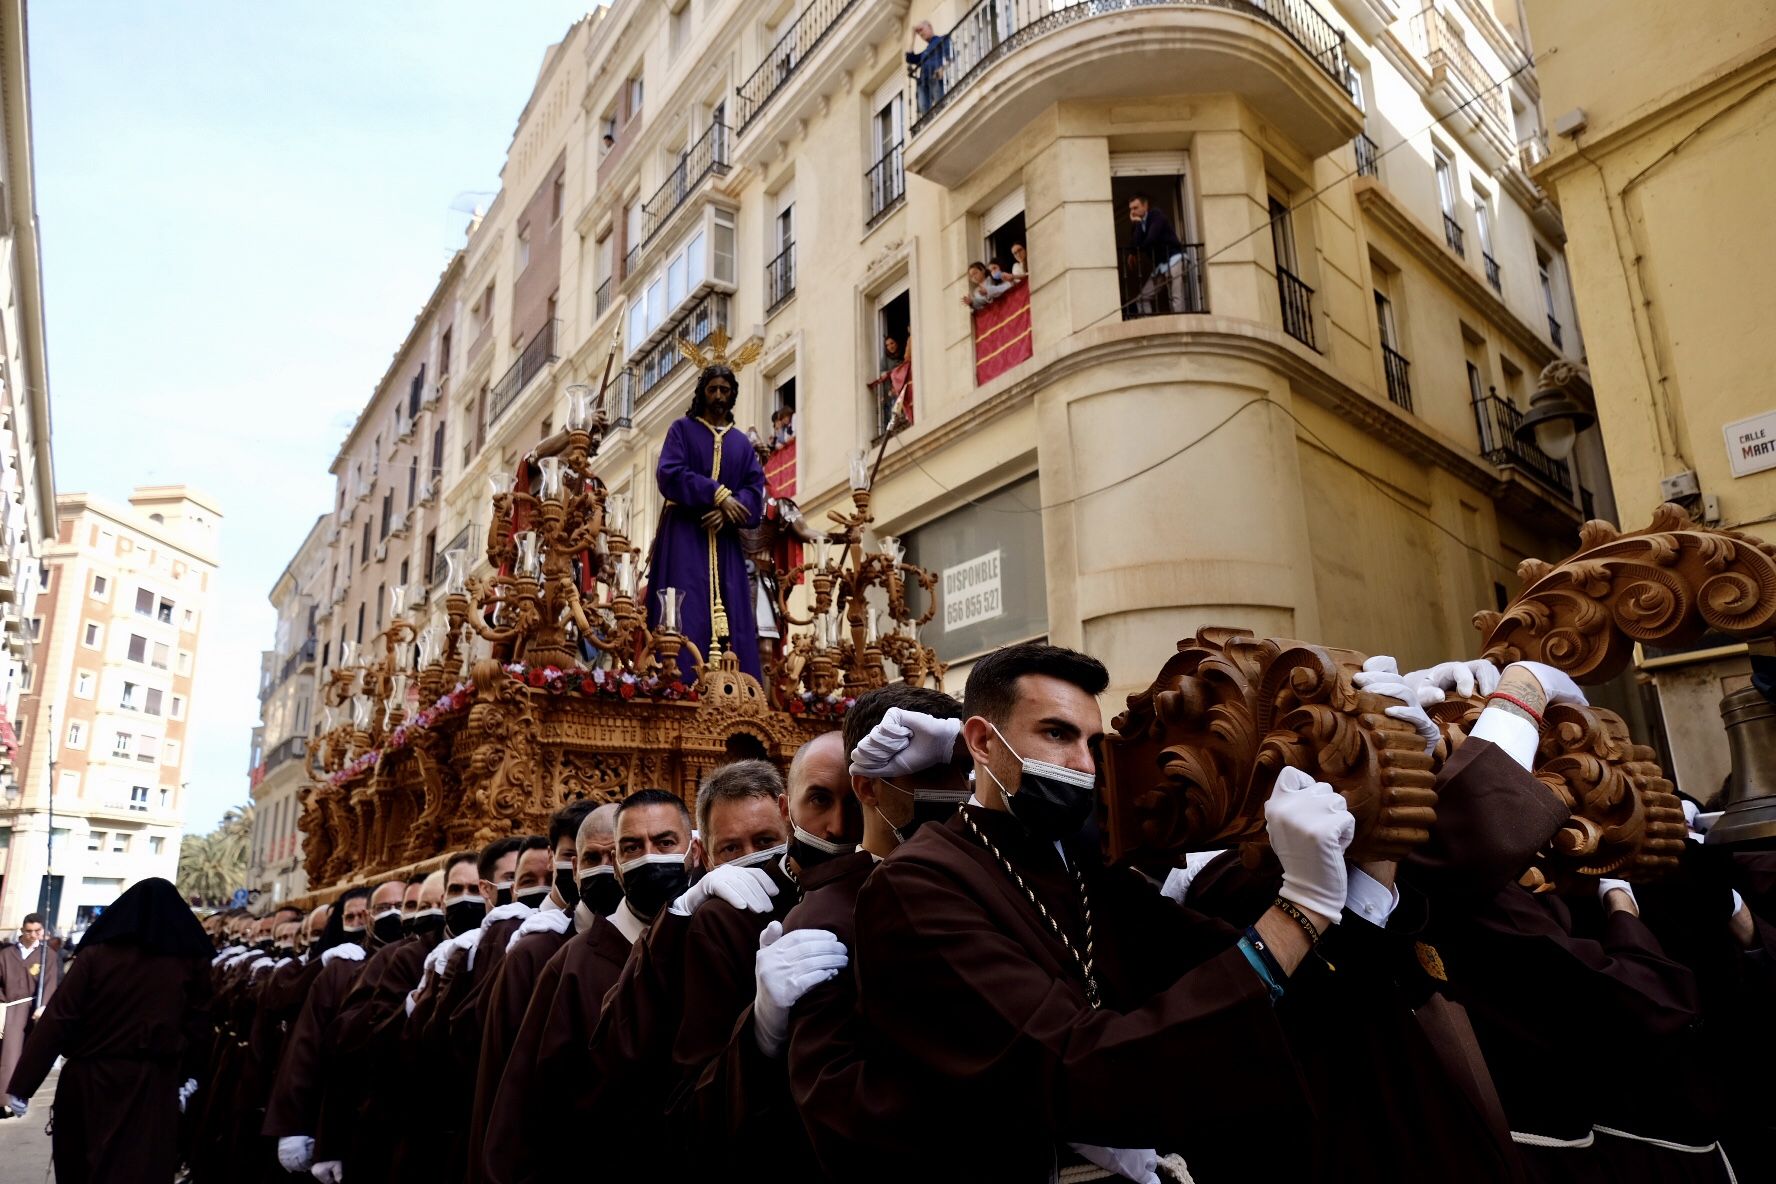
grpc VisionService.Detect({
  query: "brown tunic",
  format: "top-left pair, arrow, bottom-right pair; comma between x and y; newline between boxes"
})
261,954 -> 366,1138
484,915 -> 633,1184
464,924 -> 573,1183
0,940 -> 62,1092
322,934 -> 442,1175
8,943 -> 210,1184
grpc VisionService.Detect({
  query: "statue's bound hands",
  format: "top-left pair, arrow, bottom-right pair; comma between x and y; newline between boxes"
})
701,509 -> 726,531
721,496 -> 749,525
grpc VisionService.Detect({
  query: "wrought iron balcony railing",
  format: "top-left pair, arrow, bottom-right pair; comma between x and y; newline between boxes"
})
1120,243 -> 1208,321
489,319 -> 560,425
1277,265 -> 1316,349
642,121 -> 729,246
735,0 -> 863,133
866,141 -> 906,226
1414,7 -> 1512,148
1354,133 -> 1380,177
1548,315 -> 1564,349
637,292 -> 729,404
1483,252 -> 1501,293
1472,392 -> 1573,497
1443,212 -> 1465,256
766,241 -> 796,315
911,0 -> 1348,134
1381,343 -> 1413,412
595,278 -> 611,317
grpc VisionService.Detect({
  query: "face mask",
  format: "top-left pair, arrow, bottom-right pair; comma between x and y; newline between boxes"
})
874,784 -> 970,846
515,884 -> 551,909
578,865 -> 624,917
984,724 -> 1098,842
730,843 -> 786,870
410,907 -> 446,938
372,909 -> 405,945
618,853 -> 689,921
255,939 -> 276,954
276,943 -> 295,956
341,924 -> 367,940
554,860 -> 580,911
445,898 -> 487,936
492,880 -> 514,907
401,915 -> 416,937
788,823 -> 855,870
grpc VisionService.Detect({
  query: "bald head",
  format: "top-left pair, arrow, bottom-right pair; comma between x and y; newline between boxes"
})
577,802 -> 620,872
783,730 -> 858,851
419,870 -> 446,908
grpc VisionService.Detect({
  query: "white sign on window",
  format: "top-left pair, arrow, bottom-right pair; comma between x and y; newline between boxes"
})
941,550 -> 1003,633
1724,410 -> 1776,478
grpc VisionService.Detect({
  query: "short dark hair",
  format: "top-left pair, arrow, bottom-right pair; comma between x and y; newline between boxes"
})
967,260 -> 987,274
695,760 -> 784,838
21,913 -> 42,928
1128,192 -> 1151,206
519,834 -> 551,856
404,874 -> 427,887
844,685 -> 962,763
615,788 -> 692,835
963,642 -> 1109,726
275,905 -> 304,921
445,851 -> 477,879
478,836 -> 523,881
550,800 -> 597,848
687,364 -> 739,420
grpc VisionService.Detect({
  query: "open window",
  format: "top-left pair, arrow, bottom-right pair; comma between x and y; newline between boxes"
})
1111,154 -> 1202,319
872,288 -> 912,439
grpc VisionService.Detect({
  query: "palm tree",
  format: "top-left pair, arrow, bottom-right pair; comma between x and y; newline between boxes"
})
176,803 -> 255,907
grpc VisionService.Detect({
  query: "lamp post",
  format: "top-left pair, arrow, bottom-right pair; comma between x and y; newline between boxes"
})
36,702 -> 56,932
1514,361 -> 1595,462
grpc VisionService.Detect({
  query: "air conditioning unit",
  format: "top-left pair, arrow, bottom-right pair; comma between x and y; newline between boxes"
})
374,541 -> 388,563
420,478 -> 440,506
423,383 -> 443,410
326,525 -> 342,545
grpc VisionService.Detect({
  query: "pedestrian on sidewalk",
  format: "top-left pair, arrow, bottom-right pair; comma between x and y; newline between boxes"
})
5,877 -> 213,1184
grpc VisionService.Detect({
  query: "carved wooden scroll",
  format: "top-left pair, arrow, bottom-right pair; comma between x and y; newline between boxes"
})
1476,503 -> 1776,681
1102,628 -> 1438,869
1426,697 -> 1687,885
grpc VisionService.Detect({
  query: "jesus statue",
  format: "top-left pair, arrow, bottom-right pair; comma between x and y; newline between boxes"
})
647,331 -> 768,683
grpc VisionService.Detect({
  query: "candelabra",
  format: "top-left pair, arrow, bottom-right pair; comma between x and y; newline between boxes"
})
774,451 -> 943,698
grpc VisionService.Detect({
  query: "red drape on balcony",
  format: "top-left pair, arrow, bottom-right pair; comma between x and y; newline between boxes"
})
973,280 -> 1032,385
764,438 -> 803,573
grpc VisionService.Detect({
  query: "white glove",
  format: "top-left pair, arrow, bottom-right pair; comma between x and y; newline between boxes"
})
1682,799 -> 1700,829
753,921 -> 849,1057
1598,877 -> 1637,912
311,1161 -> 344,1184
848,707 -> 962,778
508,905 -> 571,952
1159,851 -> 1224,905
1352,671 -> 1440,757
5,1095 -> 25,1118
671,864 -> 779,917
320,942 -> 365,966
177,1077 -> 198,1113
1264,766 -> 1356,922
1068,1144 -> 1162,1184
1401,659 -> 1503,701
1696,810 -> 1723,835
1511,660 -> 1588,707
277,1135 -> 315,1173
1732,889 -> 1747,920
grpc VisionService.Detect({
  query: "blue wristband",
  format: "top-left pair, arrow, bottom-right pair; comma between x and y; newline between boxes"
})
1239,927 -> 1286,1004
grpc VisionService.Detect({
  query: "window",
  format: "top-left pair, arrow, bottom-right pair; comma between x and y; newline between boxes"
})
58,771 -> 79,799
380,489 -> 393,539
150,836 -> 165,856
37,565 -> 49,591
627,72 -> 644,116
1269,195 -> 1299,274
112,833 -> 130,853
1537,247 -> 1563,346
423,530 -> 437,587
1467,359 -> 1486,406
128,634 -> 147,663
75,671 -> 95,699
137,735 -> 158,762
376,583 -> 386,630
157,597 -> 174,624
551,173 -> 565,224
88,830 -> 105,852
66,722 -> 84,749
135,588 -> 154,615
1473,193 -> 1495,257
669,0 -> 692,57
1373,273 -> 1411,411
1435,152 -> 1463,255
163,738 -> 180,765
152,641 -> 169,669
361,520 -> 371,563
26,616 -> 40,640
130,786 -> 150,811
83,622 -> 100,648
439,327 -> 452,375
176,651 -> 192,675
121,682 -> 139,711
145,688 -> 164,716
517,223 -> 532,273
91,574 -> 108,597
1374,289 -> 1399,349
356,603 -> 365,643
113,730 -> 133,757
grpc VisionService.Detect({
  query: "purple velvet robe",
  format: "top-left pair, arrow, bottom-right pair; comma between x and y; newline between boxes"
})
651,416 -> 766,681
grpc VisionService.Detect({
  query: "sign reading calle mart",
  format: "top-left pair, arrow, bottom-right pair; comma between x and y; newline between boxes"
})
942,550 -> 1004,633
1724,409 -> 1776,478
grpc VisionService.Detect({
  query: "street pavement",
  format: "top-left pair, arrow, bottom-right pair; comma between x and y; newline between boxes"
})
0,1061 -> 55,1183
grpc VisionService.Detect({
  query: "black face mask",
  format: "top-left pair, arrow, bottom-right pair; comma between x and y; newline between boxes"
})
445,898 -> 487,936
411,908 -> 446,939
254,939 -> 276,954
340,924 -> 367,945
401,915 -> 416,937
618,855 -> 689,921
985,725 -> 1098,843
372,911 -> 405,946
554,863 -> 580,911
515,885 -> 551,909
578,867 -> 624,917
493,882 -> 514,907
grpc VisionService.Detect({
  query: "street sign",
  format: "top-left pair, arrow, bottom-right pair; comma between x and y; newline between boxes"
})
230,887 -> 250,908
1723,410 -> 1776,478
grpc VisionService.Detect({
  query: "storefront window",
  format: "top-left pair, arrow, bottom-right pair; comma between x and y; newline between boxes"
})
901,475 -> 1046,664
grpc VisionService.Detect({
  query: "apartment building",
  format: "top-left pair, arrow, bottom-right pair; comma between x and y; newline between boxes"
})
246,515 -> 327,905
3,488 -> 218,927
0,0 -> 58,824
266,0 -> 1620,838
1520,0 -> 1776,799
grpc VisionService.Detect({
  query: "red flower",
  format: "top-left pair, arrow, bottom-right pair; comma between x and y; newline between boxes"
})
526,669 -> 547,687
669,680 -> 686,695
788,699 -> 804,715
618,682 -> 636,700
581,677 -> 597,694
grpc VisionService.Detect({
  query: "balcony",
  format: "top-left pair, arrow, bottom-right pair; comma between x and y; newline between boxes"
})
595,279 -> 611,318
1276,265 -> 1316,349
635,292 -> 729,405
1547,315 -> 1564,350
734,0 -> 864,134
906,0 -> 1359,186
1354,133 -> 1380,178
1483,252 -> 1501,293
488,319 -> 560,425
868,367 -> 912,442
264,734 -> 309,777
1381,343 -> 1413,412
1442,212 -> 1464,256
1120,244 -> 1208,321
766,241 -> 796,316
1412,6 -> 1513,170
641,121 -> 729,247
866,141 -> 906,228
1472,392 -> 1573,498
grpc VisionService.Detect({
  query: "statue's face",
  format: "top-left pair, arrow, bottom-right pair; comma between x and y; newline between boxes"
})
701,374 -> 736,414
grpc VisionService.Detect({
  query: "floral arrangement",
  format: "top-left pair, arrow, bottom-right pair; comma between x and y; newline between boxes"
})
327,663 -> 699,785
786,690 -> 856,720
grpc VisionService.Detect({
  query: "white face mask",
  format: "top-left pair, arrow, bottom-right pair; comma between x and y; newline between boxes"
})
729,843 -> 787,869
791,824 -> 853,856
408,907 -> 444,921
617,852 -> 686,875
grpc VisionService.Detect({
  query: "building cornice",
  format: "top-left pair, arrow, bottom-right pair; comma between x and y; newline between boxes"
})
56,490 -> 222,566
1354,178 -> 1560,368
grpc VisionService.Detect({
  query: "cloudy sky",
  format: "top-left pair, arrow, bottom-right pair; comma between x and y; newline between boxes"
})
31,1 -> 597,832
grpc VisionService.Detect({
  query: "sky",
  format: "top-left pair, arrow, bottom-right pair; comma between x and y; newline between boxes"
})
29,1 -> 598,832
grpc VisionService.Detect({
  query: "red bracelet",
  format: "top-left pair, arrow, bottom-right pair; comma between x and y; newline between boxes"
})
1487,690 -> 1544,727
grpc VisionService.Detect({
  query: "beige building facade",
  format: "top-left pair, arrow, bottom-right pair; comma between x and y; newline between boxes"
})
269,0 -> 1619,851
4,489 -> 218,929
1523,0 -> 1776,803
